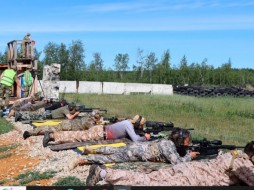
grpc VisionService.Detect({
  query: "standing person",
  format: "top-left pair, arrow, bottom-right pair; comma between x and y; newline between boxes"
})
0,65 -> 24,109
21,33 -> 31,58
86,141 -> 254,186
42,115 -> 151,147
21,65 -> 33,97
69,128 -> 198,169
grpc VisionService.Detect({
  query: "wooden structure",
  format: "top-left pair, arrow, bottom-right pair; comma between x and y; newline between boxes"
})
5,39 -> 38,98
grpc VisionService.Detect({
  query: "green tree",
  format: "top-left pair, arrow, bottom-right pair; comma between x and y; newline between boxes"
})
220,58 -> 232,85
89,52 -> 104,81
114,53 -> 129,79
89,52 -> 103,71
0,50 -> 8,64
43,42 -> 59,65
58,43 -> 69,80
144,52 -> 157,83
179,55 -> 189,85
33,48 -> 43,79
133,48 -> 145,79
158,50 -> 170,84
68,40 -> 86,81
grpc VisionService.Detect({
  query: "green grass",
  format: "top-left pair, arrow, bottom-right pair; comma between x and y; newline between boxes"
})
0,153 -> 13,159
0,144 -> 19,152
0,118 -> 14,134
15,170 -> 56,185
65,93 -> 254,146
53,176 -> 86,186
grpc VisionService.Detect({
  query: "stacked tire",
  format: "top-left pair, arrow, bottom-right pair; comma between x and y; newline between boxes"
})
173,86 -> 254,97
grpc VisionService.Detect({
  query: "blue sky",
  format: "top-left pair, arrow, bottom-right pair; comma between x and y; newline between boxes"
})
0,0 -> 254,69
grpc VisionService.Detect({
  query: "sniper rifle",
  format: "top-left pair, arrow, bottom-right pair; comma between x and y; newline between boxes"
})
75,105 -> 107,114
178,138 -> 245,157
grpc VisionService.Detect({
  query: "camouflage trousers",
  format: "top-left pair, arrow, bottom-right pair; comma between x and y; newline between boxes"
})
15,100 -> 46,112
11,97 -> 33,108
83,143 -> 160,164
0,84 -> 12,106
28,117 -> 94,136
103,151 -> 254,186
53,125 -> 104,143
19,111 -> 51,121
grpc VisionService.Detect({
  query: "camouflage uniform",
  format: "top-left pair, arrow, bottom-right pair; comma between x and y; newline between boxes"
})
52,119 -> 147,144
103,150 -> 254,186
22,70 -> 33,97
0,84 -> 12,106
17,105 -> 71,121
53,125 -> 104,143
21,34 -> 30,58
27,116 -> 95,136
14,100 -> 46,112
18,110 -> 51,121
11,96 -> 34,108
83,139 -> 192,165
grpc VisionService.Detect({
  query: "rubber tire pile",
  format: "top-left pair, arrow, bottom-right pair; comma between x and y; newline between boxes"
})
173,86 -> 254,97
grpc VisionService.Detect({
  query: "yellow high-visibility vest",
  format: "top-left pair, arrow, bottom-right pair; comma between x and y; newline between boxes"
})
0,69 -> 16,87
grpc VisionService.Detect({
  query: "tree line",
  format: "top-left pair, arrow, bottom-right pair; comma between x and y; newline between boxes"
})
0,40 -> 254,87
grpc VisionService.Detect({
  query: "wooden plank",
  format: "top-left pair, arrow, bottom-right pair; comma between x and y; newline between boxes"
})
49,138 -> 132,151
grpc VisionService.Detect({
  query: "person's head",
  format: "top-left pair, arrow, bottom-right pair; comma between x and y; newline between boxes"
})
130,115 -> 146,129
244,141 -> 254,163
91,112 -> 101,123
170,128 -> 192,147
68,103 -> 76,112
27,33 -> 31,36
60,99 -> 67,107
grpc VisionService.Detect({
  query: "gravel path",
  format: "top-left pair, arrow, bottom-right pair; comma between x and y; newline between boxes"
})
4,117 -> 91,184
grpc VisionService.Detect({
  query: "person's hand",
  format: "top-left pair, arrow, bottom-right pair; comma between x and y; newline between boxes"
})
145,133 -> 151,140
190,151 -> 200,159
75,111 -> 80,115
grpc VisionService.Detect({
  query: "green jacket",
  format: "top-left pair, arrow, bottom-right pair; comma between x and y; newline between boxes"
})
23,70 -> 33,86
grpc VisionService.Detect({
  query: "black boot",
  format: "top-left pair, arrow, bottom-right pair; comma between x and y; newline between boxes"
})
23,131 -> 31,140
14,112 -> 21,122
43,131 -> 53,147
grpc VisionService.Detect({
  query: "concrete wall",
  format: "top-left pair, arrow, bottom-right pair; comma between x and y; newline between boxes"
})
37,81 -> 173,96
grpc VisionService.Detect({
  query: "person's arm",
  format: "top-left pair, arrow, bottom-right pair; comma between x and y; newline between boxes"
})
125,125 -> 146,142
233,157 -> 254,186
159,139 -> 192,165
65,111 -> 80,120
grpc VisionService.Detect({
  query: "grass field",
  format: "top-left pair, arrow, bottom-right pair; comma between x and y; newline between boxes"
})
65,93 -> 254,146
0,117 -> 14,134
1,94 -> 253,146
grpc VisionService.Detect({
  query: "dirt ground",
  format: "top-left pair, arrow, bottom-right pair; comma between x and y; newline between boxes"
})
0,131 -> 52,186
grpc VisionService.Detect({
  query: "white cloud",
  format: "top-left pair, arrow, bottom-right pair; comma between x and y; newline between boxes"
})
1,0 -> 254,33
69,0 -> 254,14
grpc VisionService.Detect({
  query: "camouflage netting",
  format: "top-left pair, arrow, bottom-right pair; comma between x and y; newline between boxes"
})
42,64 -> 61,100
